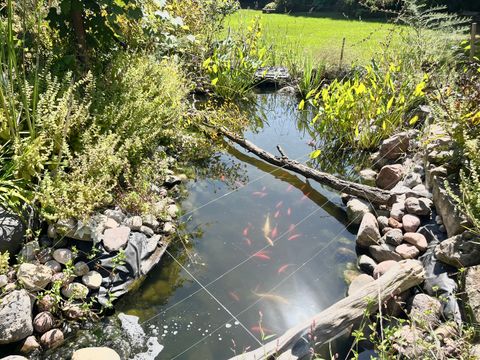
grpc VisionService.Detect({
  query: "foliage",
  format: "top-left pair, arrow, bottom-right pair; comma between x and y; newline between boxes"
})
0,251 -> 9,275
204,18 -> 268,100
302,59 -> 426,149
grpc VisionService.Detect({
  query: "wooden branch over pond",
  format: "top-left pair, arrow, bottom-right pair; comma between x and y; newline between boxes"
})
229,260 -> 425,360
220,128 -> 395,205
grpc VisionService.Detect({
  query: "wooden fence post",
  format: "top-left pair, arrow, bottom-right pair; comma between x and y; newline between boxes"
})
471,22 -> 477,61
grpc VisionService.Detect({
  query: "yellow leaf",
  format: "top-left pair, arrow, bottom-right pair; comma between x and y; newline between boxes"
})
386,96 -> 394,111
310,149 -> 322,159
409,115 -> 419,125
298,99 -> 305,110
356,83 -> 367,94
211,78 -> 218,86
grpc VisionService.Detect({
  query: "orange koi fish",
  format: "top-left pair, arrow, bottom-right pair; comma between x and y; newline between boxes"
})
288,234 -> 302,241
287,207 -> 292,216
277,264 -> 293,274
243,226 -> 249,237
250,326 -> 274,334
275,201 -> 283,209
253,251 -> 270,260
252,291 -> 290,304
252,192 -> 267,198
271,226 -> 278,239
288,224 -> 296,233
229,291 -> 240,302
274,210 -> 281,219
244,238 -> 252,246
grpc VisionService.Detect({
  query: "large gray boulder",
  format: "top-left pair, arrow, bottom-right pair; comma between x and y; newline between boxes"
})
435,232 -> 480,268
17,263 -> 53,291
0,207 -> 26,254
346,199 -> 371,225
356,213 -> 381,247
0,290 -> 33,344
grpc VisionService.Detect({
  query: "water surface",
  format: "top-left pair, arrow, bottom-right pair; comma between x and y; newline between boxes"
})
117,93 -> 358,359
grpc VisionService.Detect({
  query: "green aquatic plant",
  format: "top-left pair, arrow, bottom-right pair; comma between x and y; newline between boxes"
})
302,59 -> 426,149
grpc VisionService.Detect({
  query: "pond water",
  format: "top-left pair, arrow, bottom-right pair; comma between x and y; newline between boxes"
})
116,92 -> 360,359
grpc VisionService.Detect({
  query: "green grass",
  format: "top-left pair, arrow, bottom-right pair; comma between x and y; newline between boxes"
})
224,10 -> 403,67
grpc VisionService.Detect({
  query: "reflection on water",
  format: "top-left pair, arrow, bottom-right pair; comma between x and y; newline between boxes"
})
116,93 -> 362,359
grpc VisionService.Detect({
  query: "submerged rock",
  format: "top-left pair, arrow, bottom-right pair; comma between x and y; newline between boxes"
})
0,290 -> 33,345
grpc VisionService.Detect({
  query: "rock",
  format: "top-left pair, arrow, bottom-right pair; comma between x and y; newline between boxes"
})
63,304 -> 84,320
439,224 -> 446,233
0,290 -> 33,344
55,218 -> 92,241
395,243 -> 420,259
356,213 -> 381,247
341,193 -> 351,205
51,272 -> 74,285
408,184 -> 432,199
104,209 -> 126,224
370,151 -> 389,170
37,248 -> 52,264
62,282 -> 88,299
435,233 -> 480,268
404,197 -> 432,216
166,204 -> 179,218
36,295 -> 56,313
103,226 -> 131,252
409,293 -> 442,327
347,274 -> 375,296
74,261 -> 90,276
140,225 -> 154,237
124,216 -> 142,231
19,241 -> 40,262
162,222 -> 175,234
434,322 -> 458,341
0,207 -> 26,254
391,185 -> 411,196
402,214 -> 421,233
388,217 -> 403,229
39,329 -> 64,349
381,226 -> 393,235
471,344 -> 480,359
343,269 -> 360,284
404,233 -> 428,252
376,164 -> 404,190
52,248 -> 73,265
359,169 -> 377,184
145,235 -> 161,255
428,150 -> 454,164
403,172 -> 422,188
466,266 -> 480,325
3,283 -> 15,292
390,202 -> 405,221
392,325 -> 425,358
430,176 -> 471,237
369,243 -> 403,262
142,214 -> 159,230
164,175 -> 182,188
104,218 -> 119,230
435,215 -> 443,225
47,224 -> 57,239
0,356 -> 29,360
346,199 -> 371,225
375,206 -> 390,218
379,132 -> 411,160
72,347 -> 121,360
384,229 -> 403,246
0,274 -> 8,287
33,311 -> 55,333
357,254 -> 377,275
377,216 -> 389,230
20,335 -> 41,354
17,263 -> 53,291
82,271 -> 102,290
44,260 -> 61,273
277,85 -> 297,95
373,260 -> 398,279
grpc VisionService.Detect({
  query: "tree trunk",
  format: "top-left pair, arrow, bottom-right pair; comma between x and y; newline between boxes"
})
219,127 -> 396,205
229,260 -> 425,360
70,0 -> 89,68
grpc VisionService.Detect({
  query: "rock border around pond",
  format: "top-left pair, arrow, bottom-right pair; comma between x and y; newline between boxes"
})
0,172 -> 186,355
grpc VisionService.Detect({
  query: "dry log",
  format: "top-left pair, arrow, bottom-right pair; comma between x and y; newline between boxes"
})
229,260 -> 425,360
220,128 -> 395,205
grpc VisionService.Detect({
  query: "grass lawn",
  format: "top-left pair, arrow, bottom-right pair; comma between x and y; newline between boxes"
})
224,9 -> 403,67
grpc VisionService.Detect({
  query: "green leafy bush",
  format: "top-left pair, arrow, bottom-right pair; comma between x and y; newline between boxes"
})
303,59 -> 426,149
203,18 -> 268,100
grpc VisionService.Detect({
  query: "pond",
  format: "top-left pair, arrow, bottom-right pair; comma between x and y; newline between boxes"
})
115,92 -> 360,359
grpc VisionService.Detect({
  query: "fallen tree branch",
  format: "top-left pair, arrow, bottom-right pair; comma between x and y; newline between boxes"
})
219,127 -> 395,205
229,260 -> 425,360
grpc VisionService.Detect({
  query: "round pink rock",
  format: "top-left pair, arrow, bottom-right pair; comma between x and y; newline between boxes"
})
396,243 -> 420,259
402,214 -> 421,233
403,232 -> 428,251
373,260 -> 398,279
